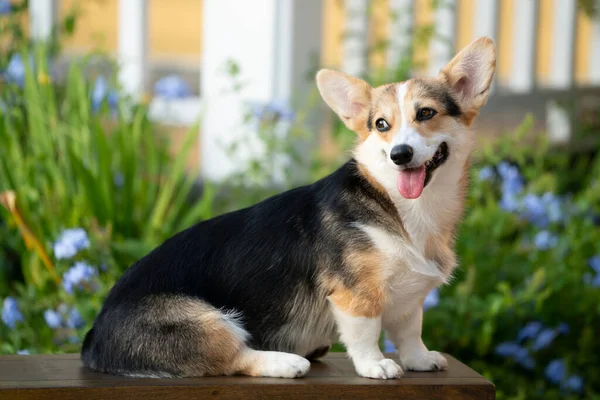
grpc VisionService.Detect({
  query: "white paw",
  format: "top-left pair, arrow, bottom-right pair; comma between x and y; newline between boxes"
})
258,352 -> 311,378
355,358 -> 404,379
401,350 -> 448,371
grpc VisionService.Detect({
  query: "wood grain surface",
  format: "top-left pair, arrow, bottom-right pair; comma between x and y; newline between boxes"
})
0,353 -> 494,399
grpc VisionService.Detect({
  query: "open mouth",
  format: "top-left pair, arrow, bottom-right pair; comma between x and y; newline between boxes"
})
397,142 -> 449,199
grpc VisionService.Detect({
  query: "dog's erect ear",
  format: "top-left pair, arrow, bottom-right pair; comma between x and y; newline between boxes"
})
316,69 -> 372,135
438,37 -> 496,121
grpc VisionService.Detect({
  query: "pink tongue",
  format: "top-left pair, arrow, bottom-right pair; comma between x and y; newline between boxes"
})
397,166 -> 426,199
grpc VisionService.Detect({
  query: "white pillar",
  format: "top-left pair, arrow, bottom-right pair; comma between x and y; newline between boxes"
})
29,0 -> 57,41
589,15 -> 600,85
474,0 -> 498,40
508,0 -> 538,93
548,0 -> 577,89
342,0 -> 369,77
387,0 -> 413,71
429,0 -> 456,76
201,0 -> 322,181
118,0 -> 148,98
473,0 -> 498,92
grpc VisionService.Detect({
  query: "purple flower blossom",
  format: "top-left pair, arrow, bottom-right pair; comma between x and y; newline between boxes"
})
113,172 -> 125,188
562,375 -> 583,393
44,309 -> 63,329
478,166 -> 494,181
91,76 -> 118,112
62,262 -> 97,294
252,100 -> 295,123
5,54 -> 25,87
1,297 -> 23,328
495,342 -> 535,369
500,192 -> 520,212
0,0 -> 12,15
17,350 -> 30,355
589,256 -> 600,274
519,192 -> 564,227
556,322 -> 569,335
383,338 -> 396,353
545,359 -> 566,384
534,230 -> 558,250
53,228 -> 90,260
423,288 -> 439,310
531,328 -> 557,351
66,308 -> 85,329
154,75 -> 192,99
516,321 -> 542,342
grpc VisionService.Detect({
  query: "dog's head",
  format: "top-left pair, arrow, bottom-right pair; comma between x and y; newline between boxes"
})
317,37 -> 496,200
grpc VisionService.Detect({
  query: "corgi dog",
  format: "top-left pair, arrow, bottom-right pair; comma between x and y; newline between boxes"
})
81,37 -> 496,379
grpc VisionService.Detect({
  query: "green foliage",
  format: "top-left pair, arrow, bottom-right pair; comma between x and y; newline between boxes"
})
0,44 -> 216,351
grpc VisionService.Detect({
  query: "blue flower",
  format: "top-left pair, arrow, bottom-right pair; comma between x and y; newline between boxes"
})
516,321 -> 542,342
500,192 -> 520,212
556,322 -> 569,335
0,0 -> 12,15
68,335 -> 80,344
478,166 -> 494,181
495,341 -> 522,357
252,100 -> 295,123
531,328 -> 557,351
62,262 -> 97,294
545,359 -> 566,384
154,75 -> 192,99
517,355 -> 536,370
589,255 -> 600,274
66,308 -> 85,329
1,297 -> 23,328
91,76 -> 118,112
44,309 -> 63,329
5,53 -> 25,87
541,192 -> 563,223
562,375 -> 583,393
17,350 -> 30,355
383,338 -> 396,353
53,228 -> 90,260
521,194 -> 548,227
534,230 -> 558,250
113,172 -> 125,188
423,288 -> 439,310
498,162 -> 524,194
495,342 -> 535,369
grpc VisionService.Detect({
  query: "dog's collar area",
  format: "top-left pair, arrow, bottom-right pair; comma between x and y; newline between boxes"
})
424,142 -> 449,187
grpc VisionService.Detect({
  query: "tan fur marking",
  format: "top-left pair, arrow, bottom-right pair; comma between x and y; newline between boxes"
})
370,84 -> 401,143
326,250 -> 387,318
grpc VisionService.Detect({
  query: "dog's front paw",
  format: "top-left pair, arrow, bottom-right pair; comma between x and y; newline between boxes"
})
401,350 -> 448,371
355,358 -> 404,379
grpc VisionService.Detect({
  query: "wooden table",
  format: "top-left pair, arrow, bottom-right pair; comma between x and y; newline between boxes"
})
0,353 -> 494,399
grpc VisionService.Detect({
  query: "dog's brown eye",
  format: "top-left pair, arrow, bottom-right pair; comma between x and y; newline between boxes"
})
416,108 -> 437,121
375,118 -> 390,132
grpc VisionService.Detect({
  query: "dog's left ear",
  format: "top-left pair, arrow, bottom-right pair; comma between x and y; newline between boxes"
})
438,37 -> 496,120
316,69 -> 372,137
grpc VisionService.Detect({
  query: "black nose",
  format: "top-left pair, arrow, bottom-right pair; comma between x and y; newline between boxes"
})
390,144 -> 413,165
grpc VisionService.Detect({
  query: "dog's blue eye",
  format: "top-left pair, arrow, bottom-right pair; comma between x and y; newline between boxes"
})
375,118 -> 390,132
416,108 -> 437,121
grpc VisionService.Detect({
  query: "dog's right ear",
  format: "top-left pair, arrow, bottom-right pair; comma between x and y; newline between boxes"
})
316,69 -> 372,135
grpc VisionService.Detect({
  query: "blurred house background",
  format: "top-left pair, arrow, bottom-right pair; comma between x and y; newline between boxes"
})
29,0 -> 599,179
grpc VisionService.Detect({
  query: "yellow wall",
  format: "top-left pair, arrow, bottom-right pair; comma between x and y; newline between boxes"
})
60,0 -> 592,83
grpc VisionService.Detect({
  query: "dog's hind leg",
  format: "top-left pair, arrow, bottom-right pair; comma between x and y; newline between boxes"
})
82,294 -> 311,378
232,348 -> 311,378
